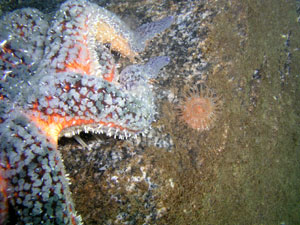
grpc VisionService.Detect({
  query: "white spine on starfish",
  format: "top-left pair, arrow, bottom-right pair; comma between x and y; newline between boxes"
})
0,0 -> 173,224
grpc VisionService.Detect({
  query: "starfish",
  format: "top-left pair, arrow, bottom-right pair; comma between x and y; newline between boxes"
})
0,0 -> 173,224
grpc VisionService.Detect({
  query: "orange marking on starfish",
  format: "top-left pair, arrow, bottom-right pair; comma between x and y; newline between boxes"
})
103,65 -> 115,82
0,167 -> 8,222
0,46 -> 17,68
53,17 -> 138,78
28,110 -> 137,146
64,83 -> 71,91
64,56 -> 92,75
71,212 -> 78,225
62,39 -> 92,75
2,46 -> 12,54
94,21 -> 138,61
57,20 -> 94,75
28,113 -> 63,145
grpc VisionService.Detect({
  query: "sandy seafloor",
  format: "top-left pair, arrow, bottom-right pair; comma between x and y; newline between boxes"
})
1,0 -> 300,224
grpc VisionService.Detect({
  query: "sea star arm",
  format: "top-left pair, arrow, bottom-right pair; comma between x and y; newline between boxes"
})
0,55 -> 169,223
0,8 -> 49,101
24,55 -> 169,143
132,16 -> 174,53
0,105 -> 82,224
39,0 -> 173,80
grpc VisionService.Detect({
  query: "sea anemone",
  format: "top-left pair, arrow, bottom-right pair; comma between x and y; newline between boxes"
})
177,84 -> 221,131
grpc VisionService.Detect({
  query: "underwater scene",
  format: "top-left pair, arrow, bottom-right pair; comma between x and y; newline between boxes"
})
0,0 -> 299,224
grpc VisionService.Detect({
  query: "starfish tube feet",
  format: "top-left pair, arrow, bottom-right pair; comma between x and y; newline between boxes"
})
0,109 -> 82,224
0,0 -> 173,223
133,16 -> 174,53
119,56 -> 170,91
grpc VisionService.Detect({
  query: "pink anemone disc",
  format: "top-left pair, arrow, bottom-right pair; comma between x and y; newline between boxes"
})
178,84 -> 221,132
